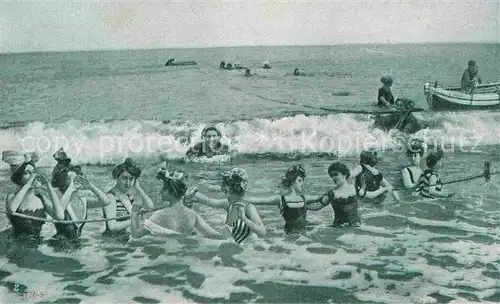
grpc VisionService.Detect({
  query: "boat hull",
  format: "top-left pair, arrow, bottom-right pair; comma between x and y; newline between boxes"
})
424,82 -> 500,111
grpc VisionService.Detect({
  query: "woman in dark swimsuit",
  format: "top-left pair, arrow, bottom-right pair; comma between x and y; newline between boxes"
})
243,165 -> 323,234
190,168 -> 266,244
51,148 -> 110,240
102,158 -> 154,234
2,151 -> 64,239
307,163 -> 363,227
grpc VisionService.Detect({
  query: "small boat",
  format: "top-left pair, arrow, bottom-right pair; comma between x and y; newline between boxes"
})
424,82 -> 500,111
165,58 -> 197,66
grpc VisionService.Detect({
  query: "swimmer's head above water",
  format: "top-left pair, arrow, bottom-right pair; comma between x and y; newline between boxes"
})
112,158 -> 142,192
2,151 -> 40,187
359,148 -> 379,167
201,126 -> 222,149
281,165 -> 306,193
221,168 -> 248,197
406,139 -> 425,165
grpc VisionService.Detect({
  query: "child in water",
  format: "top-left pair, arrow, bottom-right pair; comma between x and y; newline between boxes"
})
189,168 -> 266,244
130,166 -> 223,239
307,163 -> 362,227
242,165 -> 323,234
350,149 -> 400,202
185,126 -> 230,158
415,151 -> 454,198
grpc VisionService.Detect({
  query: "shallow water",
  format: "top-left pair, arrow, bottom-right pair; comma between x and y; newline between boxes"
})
1,44 -> 500,303
0,149 -> 499,303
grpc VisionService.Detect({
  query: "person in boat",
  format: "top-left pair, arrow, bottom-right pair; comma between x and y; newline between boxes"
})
306,162 -> 363,227
461,60 -> 482,93
415,151 -> 454,198
3,151 -> 65,239
102,158 -> 154,235
401,139 -> 426,189
377,75 -> 395,108
185,126 -> 230,158
245,69 -> 252,77
51,148 -> 111,240
189,168 -> 266,244
242,165 -> 324,234
130,167 -> 223,239
350,149 -> 400,203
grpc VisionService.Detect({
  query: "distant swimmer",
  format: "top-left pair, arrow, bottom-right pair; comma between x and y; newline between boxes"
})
378,75 -> 395,108
461,60 -> 482,93
293,68 -> 306,76
307,163 -> 362,227
186,126 -> 230,158
401,139 -> 426,189
2,151 -> 65,239
415,151 -> 454,198
245,69 -> 252,77
189,168 -> 266,244
351,149 -> 400,203
262,61 -> 272,69
130,166 -> 223,239
242,165 -> 324,234
102,158 -> 154,235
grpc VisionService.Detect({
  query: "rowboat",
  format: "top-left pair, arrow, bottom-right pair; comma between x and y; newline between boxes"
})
424,82 -> 500,111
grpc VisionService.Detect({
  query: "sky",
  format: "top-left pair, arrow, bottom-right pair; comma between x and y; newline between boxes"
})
1,1 -> 499,53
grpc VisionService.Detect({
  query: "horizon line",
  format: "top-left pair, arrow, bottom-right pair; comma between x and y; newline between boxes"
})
1,40 -> 499,55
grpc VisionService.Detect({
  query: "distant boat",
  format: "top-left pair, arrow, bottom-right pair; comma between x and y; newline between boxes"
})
219,61 -> 245,70
424,82 -> 500,111
165,58 -> 197,66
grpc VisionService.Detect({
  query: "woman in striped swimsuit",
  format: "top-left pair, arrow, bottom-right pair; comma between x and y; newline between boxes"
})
415,151 -> 454,198
102,158 -> 154,235
243,165 -> 323,234
190,168 -> 266,244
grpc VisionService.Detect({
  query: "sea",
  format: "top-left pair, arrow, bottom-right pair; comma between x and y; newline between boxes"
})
0,43 -> 499,303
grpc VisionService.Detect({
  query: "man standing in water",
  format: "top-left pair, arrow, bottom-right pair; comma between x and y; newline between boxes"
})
185,126 -> 230,158
461,60 -> 482,92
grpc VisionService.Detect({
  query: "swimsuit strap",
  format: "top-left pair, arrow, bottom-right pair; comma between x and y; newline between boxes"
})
406,167 -> 415,184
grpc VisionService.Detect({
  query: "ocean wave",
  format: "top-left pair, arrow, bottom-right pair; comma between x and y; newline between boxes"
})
0,112 -> 498,168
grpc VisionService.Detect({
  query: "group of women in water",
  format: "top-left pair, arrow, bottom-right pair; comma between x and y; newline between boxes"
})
2,130 -> 452,245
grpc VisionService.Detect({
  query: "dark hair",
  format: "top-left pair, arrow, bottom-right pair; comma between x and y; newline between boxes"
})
221,169 -> 248,196
407,139 -> 424,156
201,126 -> 221,138
156,167 -> 189,200
111,158 -> 141,179
281,165 -> 306,188
327,162 -> 350,178
426,151 -> 443,168
468,60 -> 476,66
360,149 -> 378,166
11,162 -> 34,186
51,150 -> 82,191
